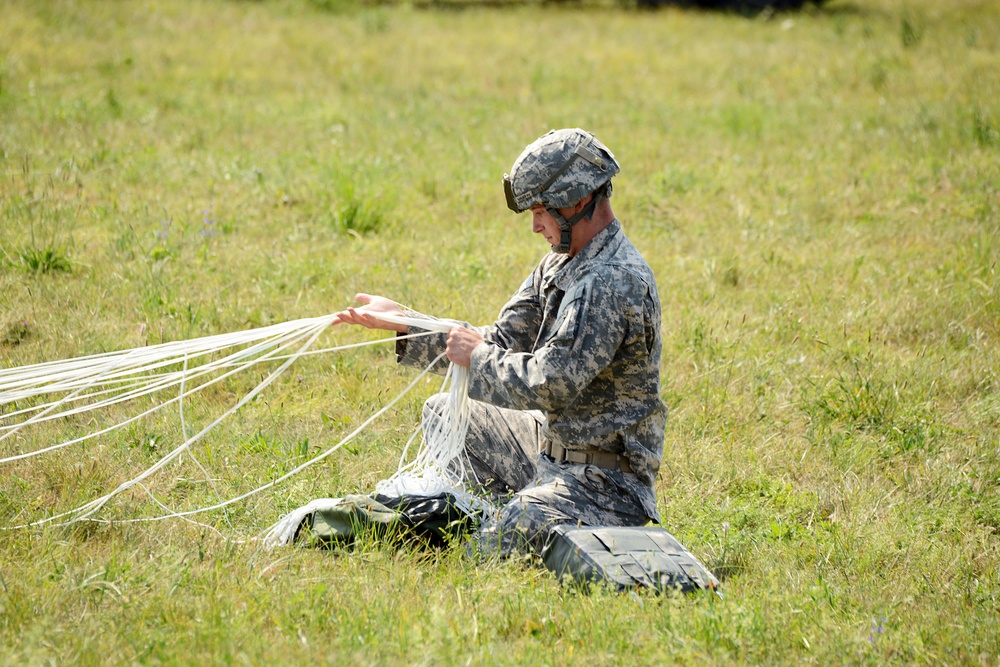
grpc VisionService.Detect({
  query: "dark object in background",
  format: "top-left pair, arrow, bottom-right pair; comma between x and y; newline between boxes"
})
637,0 -> 826,12
543,525 -> 721,594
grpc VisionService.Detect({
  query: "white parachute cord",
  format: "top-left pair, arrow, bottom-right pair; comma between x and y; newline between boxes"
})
0,325 -> 317,464
0,341 -> 408,422
0,315 -> 332,392
179,353 -> 189,450
0,346 -> 146,446
0,379 -> 170,422
393,423 -> 426,478
15,318 -> 332,529
0,322 -> 311,446
367,314 -> 492,518
264,311 -> 496,536
80,352 -> 448,529
5,312 -> 492,534
0,329 -> 442,465
378,364 -> 462,483
179,353 -> 233,529
135,482 -> 229,540
0,331 -> 440,427
0,321 -> 324,428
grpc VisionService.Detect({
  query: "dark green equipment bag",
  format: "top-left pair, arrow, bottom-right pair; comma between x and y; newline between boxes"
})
543,525 -> 721,595
297,493 -> 474,548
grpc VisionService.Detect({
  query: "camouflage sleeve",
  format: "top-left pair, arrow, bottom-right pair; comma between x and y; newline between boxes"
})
466,273 -> 628,412
396,263 -> 545,374
394,309 -> 457,375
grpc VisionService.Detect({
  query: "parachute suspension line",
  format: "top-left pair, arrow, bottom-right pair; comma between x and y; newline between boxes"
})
351,313 -> 483,511
260,351 -> 469,549
0,339 -> 414,425
0,317 -> 435,414
373,363 -> 480,512
134,482 -> 229,540
0,315 -> 340,380
178,352 -> 233,530
0,323 -> 316,465
94,352 -> 448,531
0,345 -> 146,447
0,321 -> 318,444
0,316 -> 330,400
12,318 -> 334,529
179,352 -> 189,447
3,311 -> 484,535
0,328 -> 441,465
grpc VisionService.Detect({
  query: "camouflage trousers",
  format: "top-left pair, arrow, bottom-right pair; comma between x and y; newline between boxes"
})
422,394 -> 650,557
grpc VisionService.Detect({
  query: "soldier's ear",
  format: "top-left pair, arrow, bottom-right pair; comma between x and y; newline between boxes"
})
571,194 -> 593,215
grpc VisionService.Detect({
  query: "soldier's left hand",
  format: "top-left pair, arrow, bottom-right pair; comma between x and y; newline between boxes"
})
446,327 -> 484,367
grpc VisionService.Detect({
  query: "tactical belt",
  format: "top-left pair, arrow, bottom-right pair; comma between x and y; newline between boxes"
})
543,440 -> 633,474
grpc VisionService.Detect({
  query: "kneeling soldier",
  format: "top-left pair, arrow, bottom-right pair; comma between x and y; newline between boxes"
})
334,128 -> 668,556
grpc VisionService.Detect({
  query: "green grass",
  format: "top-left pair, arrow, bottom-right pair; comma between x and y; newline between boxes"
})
1,0 -> 998,663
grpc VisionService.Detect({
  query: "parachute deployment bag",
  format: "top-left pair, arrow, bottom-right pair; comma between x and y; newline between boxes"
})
543,525 -> 720,594
298,493 -> 474,548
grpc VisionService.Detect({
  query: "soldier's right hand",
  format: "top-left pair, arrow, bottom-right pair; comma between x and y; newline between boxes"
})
331,293 -> 408,333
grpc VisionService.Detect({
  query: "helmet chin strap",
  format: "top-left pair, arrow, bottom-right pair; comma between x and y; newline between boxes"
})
546,184 -> 609,254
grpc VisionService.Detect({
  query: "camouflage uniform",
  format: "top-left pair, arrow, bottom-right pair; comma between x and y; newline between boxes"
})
396,219 -> 667,556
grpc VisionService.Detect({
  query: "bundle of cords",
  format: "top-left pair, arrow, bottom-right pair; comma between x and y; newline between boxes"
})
1,312 -> 489,543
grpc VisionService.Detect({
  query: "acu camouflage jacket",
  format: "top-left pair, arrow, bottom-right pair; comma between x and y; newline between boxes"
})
396,220 -> 668,521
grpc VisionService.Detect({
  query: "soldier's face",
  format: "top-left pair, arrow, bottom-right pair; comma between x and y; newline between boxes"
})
530,205 -> 562,249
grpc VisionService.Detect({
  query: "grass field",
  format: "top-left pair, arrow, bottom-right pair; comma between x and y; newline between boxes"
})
1,0 -> 999,663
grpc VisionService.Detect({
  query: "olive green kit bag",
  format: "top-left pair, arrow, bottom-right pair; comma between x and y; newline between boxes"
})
543,525 -> 721,594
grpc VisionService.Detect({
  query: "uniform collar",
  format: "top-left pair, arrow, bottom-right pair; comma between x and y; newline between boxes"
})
553,219 -> 622,290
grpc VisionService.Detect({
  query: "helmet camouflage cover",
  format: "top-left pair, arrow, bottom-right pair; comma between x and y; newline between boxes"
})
503,128 -> 620,253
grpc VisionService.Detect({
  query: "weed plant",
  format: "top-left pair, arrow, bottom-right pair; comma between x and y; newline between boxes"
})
0,0 -> 998,663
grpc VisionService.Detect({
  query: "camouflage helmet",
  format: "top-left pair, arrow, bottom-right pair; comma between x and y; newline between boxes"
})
503,128 -> 620,253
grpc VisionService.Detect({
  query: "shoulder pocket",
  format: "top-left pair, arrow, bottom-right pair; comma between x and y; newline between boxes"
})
554,281 -> 590,342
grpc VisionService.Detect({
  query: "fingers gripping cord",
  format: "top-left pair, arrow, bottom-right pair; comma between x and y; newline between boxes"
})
1,313 -> 487,535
